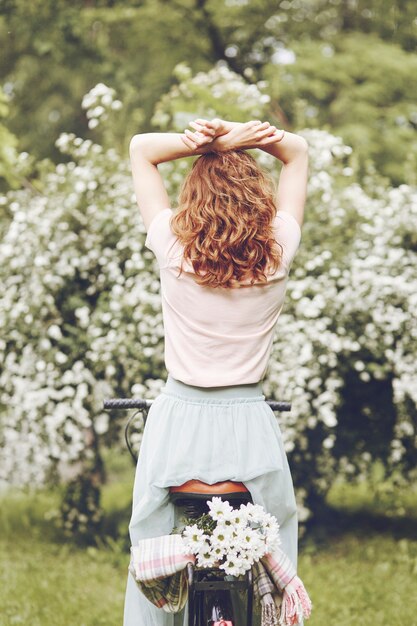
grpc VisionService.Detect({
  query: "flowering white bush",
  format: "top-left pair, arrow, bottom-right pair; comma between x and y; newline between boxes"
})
82,83 -> 123,130
0,69 -> 416,537
0,125 -> 166,535
0,132 -> 166,486
181,498 -> 281,576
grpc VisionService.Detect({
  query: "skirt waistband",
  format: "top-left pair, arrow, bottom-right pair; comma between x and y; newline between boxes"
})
161,374 -> 265,403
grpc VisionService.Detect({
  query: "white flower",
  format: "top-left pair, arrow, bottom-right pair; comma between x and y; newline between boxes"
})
242,502 -> 267,524
196,538 -> 217,568
219,550 -> 248,576
260,513 -> 281,550
260,512 -> 279,531
182,524 -> 206,551
209,543 -> 226,562
212,523 -> 234,545
234,526 -> 265,555
219,508 -> 238,529
47,324 -> 62,340
230,506 -> 249,528
207,497 -> 233,521
250,540 -> 269,562
55,351 -> 68,364
264,528 -> 281,553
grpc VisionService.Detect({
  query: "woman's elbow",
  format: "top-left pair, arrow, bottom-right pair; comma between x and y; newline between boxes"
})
129,133 -> 147,155
298,136 -> 309,153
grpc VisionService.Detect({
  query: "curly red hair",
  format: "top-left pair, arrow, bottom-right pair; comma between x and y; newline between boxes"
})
170,150 -> 282,288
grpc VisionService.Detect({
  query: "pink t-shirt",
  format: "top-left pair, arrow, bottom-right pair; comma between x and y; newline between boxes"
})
145,208 -> 301,387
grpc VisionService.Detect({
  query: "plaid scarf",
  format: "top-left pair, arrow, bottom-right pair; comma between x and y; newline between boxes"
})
252,554 -> 312,626
128,534 -> 195,612
129,535 -> 312,626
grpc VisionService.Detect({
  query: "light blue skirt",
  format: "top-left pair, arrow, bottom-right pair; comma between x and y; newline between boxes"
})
123,375 -> 302,626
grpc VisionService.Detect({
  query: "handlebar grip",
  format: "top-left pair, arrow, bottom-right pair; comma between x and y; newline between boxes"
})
267,401 -> 291,412
103,398 -> 153,410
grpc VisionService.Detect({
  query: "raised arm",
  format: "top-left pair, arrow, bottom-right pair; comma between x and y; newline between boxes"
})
260,132 -> 309,227
130,121 -> 307,231
129,132 -> 215,230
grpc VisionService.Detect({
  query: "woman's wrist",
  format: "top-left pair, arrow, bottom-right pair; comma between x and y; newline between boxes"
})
214,119 -> 241,135
259,131 -> 308,163
207,121 -> 283,152
180,118 -> 289,155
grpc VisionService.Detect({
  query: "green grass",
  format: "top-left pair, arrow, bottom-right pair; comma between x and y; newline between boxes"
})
300,532 -> 417,625
0,535 -> 126,626
1,451 -> 417,625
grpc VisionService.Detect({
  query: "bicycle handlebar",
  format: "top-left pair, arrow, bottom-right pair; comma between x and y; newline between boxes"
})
104,398 -> 152,410
268,401 -> 291,412
103,398 -> 291,411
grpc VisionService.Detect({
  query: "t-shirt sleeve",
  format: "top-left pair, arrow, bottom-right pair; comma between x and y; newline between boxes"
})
144,208 -> 179,268
273,211 -> 302,268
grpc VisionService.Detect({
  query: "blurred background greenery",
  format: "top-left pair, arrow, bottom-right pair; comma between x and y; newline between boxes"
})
1,1 -> 417,624
1,0 -> 417,188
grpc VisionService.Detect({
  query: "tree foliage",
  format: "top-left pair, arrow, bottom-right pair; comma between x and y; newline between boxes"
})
263,33 -> 417,186
0,87 -> 20,190
1,0 -> 416,187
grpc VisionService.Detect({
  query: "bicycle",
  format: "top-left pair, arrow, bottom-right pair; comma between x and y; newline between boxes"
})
104,396 -> 291,626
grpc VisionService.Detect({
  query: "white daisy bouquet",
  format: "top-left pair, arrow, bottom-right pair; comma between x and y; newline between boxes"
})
180,497 -> 281,576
